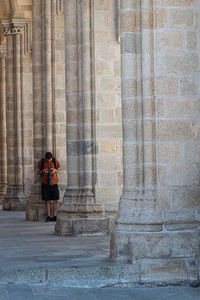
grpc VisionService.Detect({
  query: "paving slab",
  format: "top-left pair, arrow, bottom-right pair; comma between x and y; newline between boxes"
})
0,284 -> 200,300
0,210 -> 114,287
0,210 -> 200,290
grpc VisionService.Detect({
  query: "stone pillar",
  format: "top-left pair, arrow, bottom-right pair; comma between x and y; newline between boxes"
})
55,0 -> 109,236
2,20 -> 31,211
110,0 -> 200,284
0,46 -> 7,204
26,0 -> 67,221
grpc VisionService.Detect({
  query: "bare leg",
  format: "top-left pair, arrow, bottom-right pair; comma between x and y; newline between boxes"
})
53,200 -> 59,217
46,200 -> 51,217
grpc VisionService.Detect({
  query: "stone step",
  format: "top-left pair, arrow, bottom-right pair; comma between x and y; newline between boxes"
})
0,263 -> 136,288
0,260 -> 196,288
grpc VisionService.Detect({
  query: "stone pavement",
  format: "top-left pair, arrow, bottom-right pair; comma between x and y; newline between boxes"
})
0,210 -> 112,287
0,284 -> 200,300
0,210 -> 200,299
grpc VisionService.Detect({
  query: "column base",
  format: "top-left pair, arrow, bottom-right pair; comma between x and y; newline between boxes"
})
63,187 -> 95,204
55,202 -> 110,236
26,183 -> 44,221
3,185 -> 27,211
56,187 -> 110,236
0,183 -> 7,205
110,208 -> 200,283
55,215 -> 110,237
26,200 -> 47,221
26,183 -> 66,221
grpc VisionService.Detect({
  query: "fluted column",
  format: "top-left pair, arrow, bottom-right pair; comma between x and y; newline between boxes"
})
26,0 -> 67,221
110,0 -> 200,284
110,0 -> 158,261
56,0 -> 109,236
0,47 -> 7,204
2,20 -> 30,210
63,0 -> 95,202
26,0 -> 54,220
43,0 -> 54,150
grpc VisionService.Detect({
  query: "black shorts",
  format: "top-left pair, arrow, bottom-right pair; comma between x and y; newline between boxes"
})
41,183 -> 59,201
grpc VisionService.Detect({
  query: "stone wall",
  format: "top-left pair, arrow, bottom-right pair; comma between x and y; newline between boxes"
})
154,0 -> 200,209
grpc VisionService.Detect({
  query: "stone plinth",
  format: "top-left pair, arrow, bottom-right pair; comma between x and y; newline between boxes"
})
3,185 -> 27,211
0,183 -> 7,205
56,188 -> 110,236
56,216 -> 109,237
110,208 -> 200,282
26,200 -> 47,222
26,183 -> 66,221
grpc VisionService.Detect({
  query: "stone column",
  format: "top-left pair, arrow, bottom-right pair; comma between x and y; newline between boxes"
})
2,20 -> 30,210
55,0 -> 109,236
26,0 -> 54,220
26,0 -> 67,220
0,46 -> 7,204
110,0 -> 200,284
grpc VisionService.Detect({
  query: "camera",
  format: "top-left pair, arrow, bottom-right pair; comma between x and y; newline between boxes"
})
46,169 -> 52,175
46,169 -> 53,185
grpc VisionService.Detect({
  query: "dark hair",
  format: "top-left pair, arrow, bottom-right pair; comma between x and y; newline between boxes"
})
45,152 -> 53,159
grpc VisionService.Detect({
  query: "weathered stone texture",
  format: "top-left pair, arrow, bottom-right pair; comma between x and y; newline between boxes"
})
169,9 -> 198,28
95,0 -> 122,215
157,120 -> 198,141
156,31 -> 184,51
166,98 -> 200,117
111,0 -> 200,284
165,54 -> 199,74
156,0 -> 196,6
156,77 -> 179,96
140,259 -> 188,283
180,77 -> 198,96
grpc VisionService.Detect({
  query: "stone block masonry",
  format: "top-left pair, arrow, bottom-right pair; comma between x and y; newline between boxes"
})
94,0 -> 122,215
110,0 -> 200,283
0,0 -> 200,285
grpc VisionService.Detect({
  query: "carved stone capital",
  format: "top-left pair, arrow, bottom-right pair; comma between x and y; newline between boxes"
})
1,20 -> 11,36
3,25 -> 23,36
1,19 -> 32,54
1,19 -> 26,36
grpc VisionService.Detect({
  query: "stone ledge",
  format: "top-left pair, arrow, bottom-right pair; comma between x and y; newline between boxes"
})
0,258 -> 198,288
110,230 -> 200,264
140,258 -> 198,283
